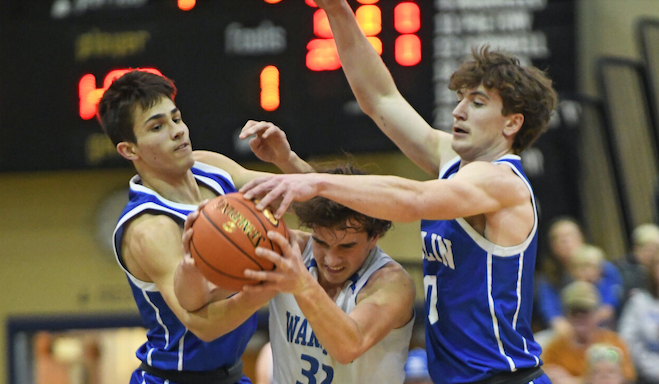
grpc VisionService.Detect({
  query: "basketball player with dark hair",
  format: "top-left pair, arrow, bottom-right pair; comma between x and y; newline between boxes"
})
180,164 -> 416,383
96,69 -> 312,384
239,0 -> 558,383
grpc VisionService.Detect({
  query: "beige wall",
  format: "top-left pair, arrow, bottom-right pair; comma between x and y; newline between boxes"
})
0,152 -> 428,383
578,0 -> 659,96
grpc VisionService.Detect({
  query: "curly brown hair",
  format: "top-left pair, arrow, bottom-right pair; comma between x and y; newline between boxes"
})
448,46 -> 558,154
293,165 -> 392,239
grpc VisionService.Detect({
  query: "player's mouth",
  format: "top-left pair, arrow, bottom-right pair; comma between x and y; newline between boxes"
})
453,126 -> 469,135
174,142 -> 190,151
324,265 -> 345,274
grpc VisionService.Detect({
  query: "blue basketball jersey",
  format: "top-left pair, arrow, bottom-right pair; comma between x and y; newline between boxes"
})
113,162 -> 257,375
421,155 -> 542,384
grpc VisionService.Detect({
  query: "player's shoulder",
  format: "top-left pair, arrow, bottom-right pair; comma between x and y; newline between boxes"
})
367,260 -> 414,292
193,150 -> 231,165
125,212 -> 179,244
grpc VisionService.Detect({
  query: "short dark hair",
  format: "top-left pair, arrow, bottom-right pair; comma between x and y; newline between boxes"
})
96,70 -> 177,146
293,165 -> 392,239
448,46 -> 558,154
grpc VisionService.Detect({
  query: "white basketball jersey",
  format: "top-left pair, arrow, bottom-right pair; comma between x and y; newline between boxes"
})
269,240 -> 414,384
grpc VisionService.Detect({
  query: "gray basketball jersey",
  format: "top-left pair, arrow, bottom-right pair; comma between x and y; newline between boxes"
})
269,240 -> 414,384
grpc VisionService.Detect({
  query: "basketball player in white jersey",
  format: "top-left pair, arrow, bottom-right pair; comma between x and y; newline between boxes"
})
239,1 -> 558,383
179,165 -> 416,384
97,70 -> 312,384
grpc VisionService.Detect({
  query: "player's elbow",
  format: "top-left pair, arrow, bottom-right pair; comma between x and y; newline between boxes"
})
330,344 -> 367,365
186,324 -> 226,343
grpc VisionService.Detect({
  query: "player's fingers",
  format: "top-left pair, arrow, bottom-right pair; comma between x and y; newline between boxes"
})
252,184 -> 283,210
182,228 -> 193,253
239,120 -> 268,139
240,176 -> 273,198
274,191 -> 295,219
267,231 -> 292,257
261,123 -> 284,140
254,246 -> 282,262
238,120 -> 259,139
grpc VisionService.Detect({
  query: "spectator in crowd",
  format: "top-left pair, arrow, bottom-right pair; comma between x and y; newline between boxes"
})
583,344 -> 627,384
615,223 -> 659,305
618,251 -> 659,384
542,281 -> 636,384
569,244 -> 621,328
536,217 -> 622,335
404,348 -> 433,384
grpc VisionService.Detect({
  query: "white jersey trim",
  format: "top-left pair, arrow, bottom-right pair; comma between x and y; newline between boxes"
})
112,202 -> 188,291
192,161 -> 234,185
487,252 -> 517,371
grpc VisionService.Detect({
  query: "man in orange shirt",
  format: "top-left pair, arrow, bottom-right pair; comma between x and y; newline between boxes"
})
542,281 -> 636,383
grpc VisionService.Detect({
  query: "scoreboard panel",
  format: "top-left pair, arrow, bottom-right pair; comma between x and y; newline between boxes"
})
0,0 -> 574,172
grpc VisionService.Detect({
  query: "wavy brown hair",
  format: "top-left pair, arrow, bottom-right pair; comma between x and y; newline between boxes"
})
449,46 -> 558,154
293,165 -> 392,239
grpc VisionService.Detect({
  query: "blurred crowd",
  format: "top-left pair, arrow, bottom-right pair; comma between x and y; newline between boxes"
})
533,218 -> 659,384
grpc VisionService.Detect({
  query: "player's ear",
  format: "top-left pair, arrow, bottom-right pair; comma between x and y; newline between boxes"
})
116,141 -> 139,161
503,113 -> 524,137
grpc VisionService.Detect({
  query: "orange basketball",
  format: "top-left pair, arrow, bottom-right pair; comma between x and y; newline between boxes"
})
189,192 -> 288,291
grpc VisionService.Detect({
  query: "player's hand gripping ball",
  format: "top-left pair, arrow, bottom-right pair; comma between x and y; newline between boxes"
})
189,192 -> 288,291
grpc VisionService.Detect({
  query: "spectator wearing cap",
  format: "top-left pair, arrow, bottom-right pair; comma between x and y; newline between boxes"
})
404,348 -> 432,384
542,281 -> 636,384
583,344 -> 627,384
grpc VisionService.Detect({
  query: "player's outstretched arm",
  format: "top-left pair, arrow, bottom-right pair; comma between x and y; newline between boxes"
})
242,162 -> 529,223
124,213 -> 273,342
314,0 -> 454,175
244,231 -> 415,364
238,120 -> 314,174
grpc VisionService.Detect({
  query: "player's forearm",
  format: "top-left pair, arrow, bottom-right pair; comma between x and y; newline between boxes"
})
273,151 -> 314,174
173,263 -> 215,312
315,174 -> 434,222
323,1 -> 399,116
294,284 -> 369,364
184,291 -> 271,342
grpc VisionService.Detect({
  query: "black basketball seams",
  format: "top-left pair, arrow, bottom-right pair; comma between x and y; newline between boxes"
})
190,238 -> 252,282
225,198 -> 279,267
201,207 -> 267,271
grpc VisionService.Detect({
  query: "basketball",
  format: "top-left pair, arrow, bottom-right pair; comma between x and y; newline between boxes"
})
189,192 -> 288,291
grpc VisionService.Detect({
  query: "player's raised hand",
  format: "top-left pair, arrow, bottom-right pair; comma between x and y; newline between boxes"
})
243,231 -> 314,295
240,173 -> 322,218
238,120 -> 291,165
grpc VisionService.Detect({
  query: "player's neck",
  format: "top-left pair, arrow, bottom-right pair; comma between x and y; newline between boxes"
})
318,279 -> 343,301
140,168 -> 204,205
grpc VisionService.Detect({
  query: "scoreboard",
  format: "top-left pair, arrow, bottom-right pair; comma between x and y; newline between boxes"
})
0,0 -> 575,172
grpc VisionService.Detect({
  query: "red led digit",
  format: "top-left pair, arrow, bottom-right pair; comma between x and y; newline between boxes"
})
356,5 -> 381,36
177,0 -> 195,11
394,2 -> 420,34
79,68 -> 162,120
260,65 -> 280,111
305,0 -> 318,6
357,0 -> 379,4
306,39 -> 341,71
313,9 -> 333,38
395,34 -> 421,66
